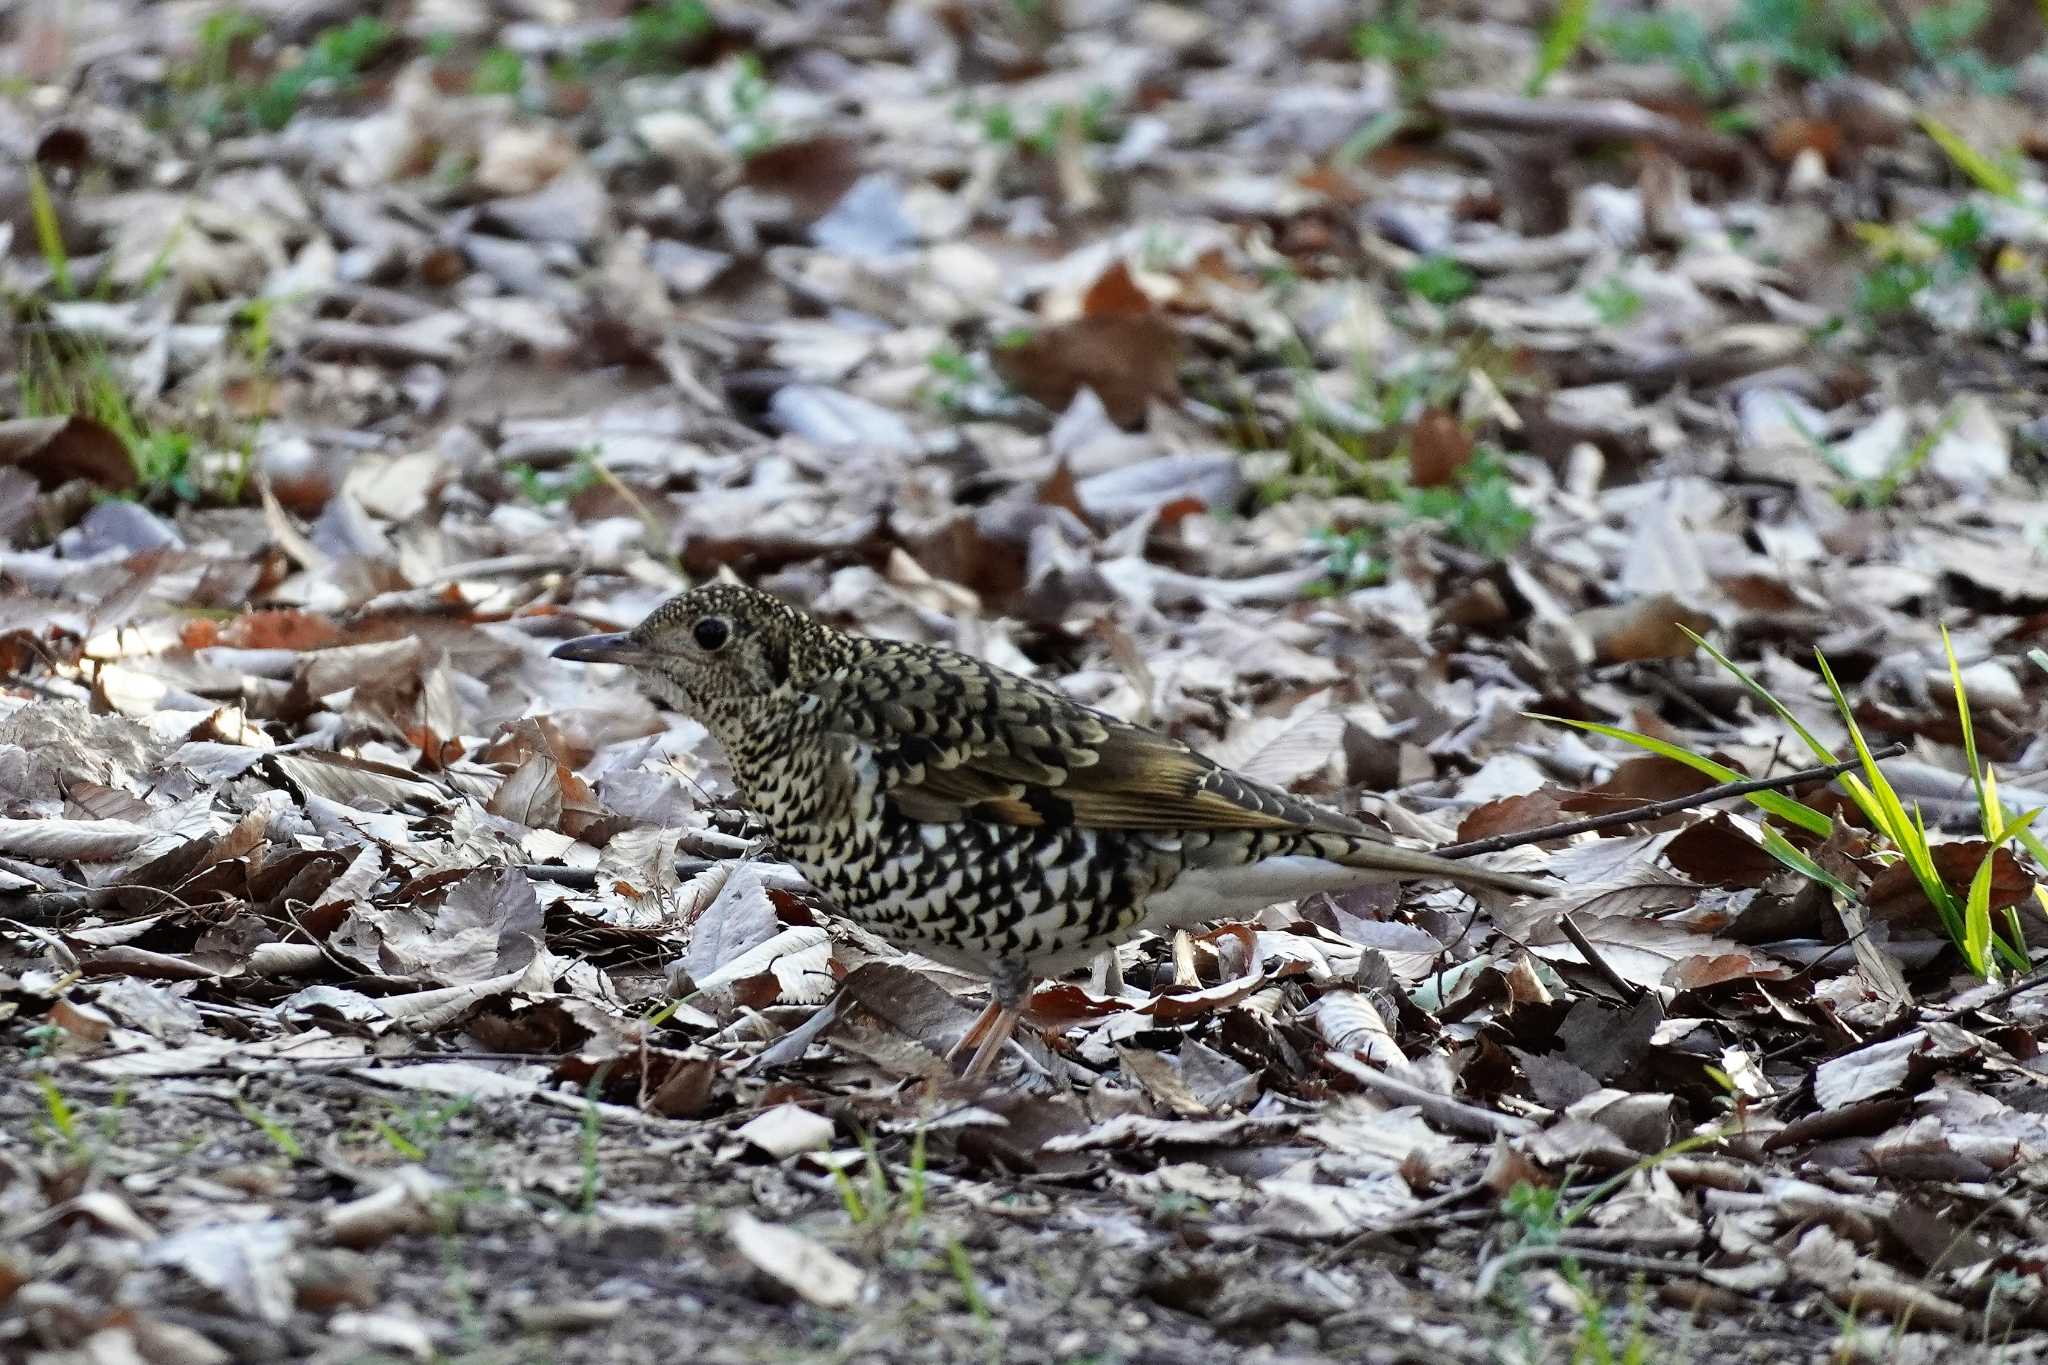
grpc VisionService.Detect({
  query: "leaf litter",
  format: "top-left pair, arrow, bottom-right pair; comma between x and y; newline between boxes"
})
6,1 -> 2048,1361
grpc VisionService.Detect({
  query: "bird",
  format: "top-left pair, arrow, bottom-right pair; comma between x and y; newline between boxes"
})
553,583 -> 1551,1083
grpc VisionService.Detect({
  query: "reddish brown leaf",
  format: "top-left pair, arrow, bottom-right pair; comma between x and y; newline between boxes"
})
1575,754 -> 1724,806
1666,951 -> 1780,989
990,315 -> 1182,428
0,416 -> 135,492
1868,842 -> 2034,923
1025,981 -> 1130,1032
1408,408 -> 1473,489
222,609 -> 346,651
1715,573 -> 1805,612
1152,495 -> 1209,528
1764,1096 -> 1912,1150
1665,814 -> 1781,887
49,997 -> 112,1044
1765,116 -> 1843,165
742,134 -> 863,218
1573,594 -> 1717,664
1294,164 -> 1366,206
1456,786 -> 1575,843
644,1055 -> 717,1117
1036,460 -> 1089,521
1080,261 -> 1153,318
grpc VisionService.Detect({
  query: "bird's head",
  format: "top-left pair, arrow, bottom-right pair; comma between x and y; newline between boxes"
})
551,583 -> 841,721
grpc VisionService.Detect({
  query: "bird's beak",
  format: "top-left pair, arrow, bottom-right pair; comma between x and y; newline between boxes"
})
551,632 -> 653,666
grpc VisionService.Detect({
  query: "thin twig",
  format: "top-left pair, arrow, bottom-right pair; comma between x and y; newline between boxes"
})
521,857 -> 720,888
1929,959 -> 2048,1019
0,885 -> 185,927
1427,90 -> 1746,170
1324,1052 -> 1537,1139
1436,743 -> 1907,860
1474,1244 -> 1704,1299
1324,1177 -> 1493,1262
1557,910 -> 1644,1001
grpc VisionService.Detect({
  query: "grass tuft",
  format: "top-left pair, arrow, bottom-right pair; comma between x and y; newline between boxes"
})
1541,625 -> 2040,980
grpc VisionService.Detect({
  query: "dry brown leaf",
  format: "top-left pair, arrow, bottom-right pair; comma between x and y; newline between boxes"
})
1407,408 -> 1474,489
1867,842 -> 2033,923
1572,594 -> 1717,664
0,415 -> 135,492
990,316 -> 1182,428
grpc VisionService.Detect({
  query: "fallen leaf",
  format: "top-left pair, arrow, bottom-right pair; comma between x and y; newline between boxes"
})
991,316 -> 1182,428
728,1213 -> 865,1309
733,1103 -> 835,1158
0,415 -> 135,492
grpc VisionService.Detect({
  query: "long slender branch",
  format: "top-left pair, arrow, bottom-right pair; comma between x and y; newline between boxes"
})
0,747 -> 1911,927
521,857 -> 720,889
1435,743 -> 1907,860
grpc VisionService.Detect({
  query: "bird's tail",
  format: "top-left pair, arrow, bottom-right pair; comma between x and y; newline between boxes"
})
1313,830 -> 1554,898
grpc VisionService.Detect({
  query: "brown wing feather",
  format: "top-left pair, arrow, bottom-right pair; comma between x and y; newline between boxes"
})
888,763 -> 1037,824
1057,725 -> 1364,832
817,648 -> 1360,834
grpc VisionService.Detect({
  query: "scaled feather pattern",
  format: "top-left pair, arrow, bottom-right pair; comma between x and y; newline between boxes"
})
555,584 -> 1550,993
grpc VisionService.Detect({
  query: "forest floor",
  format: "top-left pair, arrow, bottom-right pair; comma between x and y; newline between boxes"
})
6,1 -> 2048,1361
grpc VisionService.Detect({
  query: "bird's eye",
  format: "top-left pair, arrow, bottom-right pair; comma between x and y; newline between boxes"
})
692,616 -> 731,652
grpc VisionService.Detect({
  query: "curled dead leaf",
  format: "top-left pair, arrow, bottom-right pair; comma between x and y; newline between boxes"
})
0,415 -> 135,492
1867,842 -> 2034,924
1571,594 -> 1716,664
990,316 -> 1182,428
1408,409 -> 1474,489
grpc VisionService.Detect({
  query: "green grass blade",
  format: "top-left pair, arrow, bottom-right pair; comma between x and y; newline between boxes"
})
831,1164 -> 868,1224
2015,825 -> 2048,872
1527,0 -> 1591,94
374,1119 -> 425,1161
1994,806 -> 2044,847
947,1237 -> 991,1324
1814,651 -> 1970,949
1942,626 -> 1995,838
236,1100 -> 303,1159
1679,628 -> 1839,768
1964,851 -> 1994,977
1909,797 -> 1967,946
1336,108 -> 1410,164
1759,825 -> 1859,899
1813,653 -> 1912,842
36,1076 -> 81,1151
26,167 -> 73,298
1917,114 -> 2019,200
1530,715 -> 1833,835
1994,911 -> 2029,972
907,1123 -> 928,1224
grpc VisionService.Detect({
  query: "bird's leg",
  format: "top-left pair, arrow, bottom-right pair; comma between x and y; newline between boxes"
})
943,998 -> 1005,1067
956,956 -> 1033,1085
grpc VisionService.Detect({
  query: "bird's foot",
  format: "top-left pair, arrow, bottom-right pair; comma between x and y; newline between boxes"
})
944,957 -> 1034,1087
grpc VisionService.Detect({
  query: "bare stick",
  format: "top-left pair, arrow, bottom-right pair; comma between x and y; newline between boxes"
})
1930,960 -> 2048,1019
1435,743 -> 1907,860
1558,910 -> 1644,1001
1324,1052 -> 1537,1139
1427,91 -> 1745,170
1474,1244 -> 1705,1299
521,857 -> 721,889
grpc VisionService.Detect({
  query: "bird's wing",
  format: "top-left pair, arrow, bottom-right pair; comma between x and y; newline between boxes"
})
812,647 -> 1367,833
